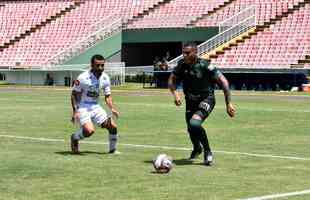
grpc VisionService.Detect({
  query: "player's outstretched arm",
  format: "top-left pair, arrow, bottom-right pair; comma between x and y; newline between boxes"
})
216,74 -> 236,118
105,95 -> 119,118
168,73 -> 181,106
71,90 -> 81,122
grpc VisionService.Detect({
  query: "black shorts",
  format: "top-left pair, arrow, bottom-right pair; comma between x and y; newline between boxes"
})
185,95 -> 216,120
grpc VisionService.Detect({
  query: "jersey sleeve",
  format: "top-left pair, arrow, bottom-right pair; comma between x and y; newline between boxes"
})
102,75 -> 111,96
72,76 -> 83,92
172,60 -> 184,77
208,64 -> 222,80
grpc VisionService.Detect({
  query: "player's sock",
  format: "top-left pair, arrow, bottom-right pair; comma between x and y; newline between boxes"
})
108,128 -> 118,152
189,118 -> 211,152
186,113 -> 201,152
199,128 -> 211,152
188,129 -> 202,154
72,128 -> 85,141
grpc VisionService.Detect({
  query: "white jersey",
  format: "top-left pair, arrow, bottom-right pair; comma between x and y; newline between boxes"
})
72,70 -> 111,107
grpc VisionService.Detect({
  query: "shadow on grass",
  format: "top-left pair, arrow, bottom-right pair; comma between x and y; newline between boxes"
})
144,158 -> 210,166
55,151 -> 108,156
144,158 -> 197,166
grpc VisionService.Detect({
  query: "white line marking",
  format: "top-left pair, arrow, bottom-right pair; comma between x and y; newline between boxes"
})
214,150 -> 310,161
238,189 -> 310,200
1,99 -> 309,113
2,86 -> 310,98
0,134 -> 65,142
1,134 -> 310,161
117,102 -> 310,113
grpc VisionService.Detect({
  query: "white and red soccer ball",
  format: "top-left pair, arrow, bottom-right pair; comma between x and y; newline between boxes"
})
153,154 -> 173,173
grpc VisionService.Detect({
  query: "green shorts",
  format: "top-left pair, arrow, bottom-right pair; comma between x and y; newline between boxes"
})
185,95 -> 216,120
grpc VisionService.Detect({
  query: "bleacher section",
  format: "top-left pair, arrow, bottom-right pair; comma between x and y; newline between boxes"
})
127,0 -> 233,29
0,1 -> 75,47
0,0 -> 164,66
195,0 -> 304,27
211,3 -> 310,68
0,0 -> 309,71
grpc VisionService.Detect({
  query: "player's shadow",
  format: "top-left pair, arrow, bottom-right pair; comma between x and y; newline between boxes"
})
55,151 -> 107,156
143,158 -> 194,166
172,158 -> 195,165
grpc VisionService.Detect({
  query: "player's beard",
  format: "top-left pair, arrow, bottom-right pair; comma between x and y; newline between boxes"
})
184,56 -> 197,65
92,68 -> 104,78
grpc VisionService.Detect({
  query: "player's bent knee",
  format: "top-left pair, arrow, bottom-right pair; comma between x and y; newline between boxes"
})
82,128 -> 95,137
192,114 -> 202,121
108,127 -> 117,135
101,118 -> 117,129
110,119 -> 117,129
189,118 -> 202,129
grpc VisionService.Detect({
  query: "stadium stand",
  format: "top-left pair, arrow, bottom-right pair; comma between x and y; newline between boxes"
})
127,0 -> 234,29
0,0 -> 309,71
0,0 -> 165,66
0,0 -> 80,66
195,0 -> 305,27
0,1 -> 75,47
209,3 -> 310,68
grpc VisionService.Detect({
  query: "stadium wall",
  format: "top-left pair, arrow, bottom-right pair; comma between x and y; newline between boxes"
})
2,70 -> 81,86
122,28 -> 218,43
122,28 -> 218,66
222,71 -> 309,91
64,32 -> 122,65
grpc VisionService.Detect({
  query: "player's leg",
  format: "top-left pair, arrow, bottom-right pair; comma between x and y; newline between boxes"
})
189,97 -> 215,165
186,111 -> 202,159
92,105 -> 119,154
101,118 -> 119,154
71,108 -> 95,153
190,114 -> 213,165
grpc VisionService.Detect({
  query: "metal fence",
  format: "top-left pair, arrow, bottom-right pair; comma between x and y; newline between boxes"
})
168,6 -> 256,67
0,62 -> 125,86
46,15 -> 122,65
219,6 -> 255,33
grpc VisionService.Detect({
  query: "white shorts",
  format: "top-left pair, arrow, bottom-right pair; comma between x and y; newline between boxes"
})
78,104 -> 108,126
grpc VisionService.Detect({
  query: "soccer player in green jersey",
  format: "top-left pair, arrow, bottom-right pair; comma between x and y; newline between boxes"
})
168,43 -> 236,166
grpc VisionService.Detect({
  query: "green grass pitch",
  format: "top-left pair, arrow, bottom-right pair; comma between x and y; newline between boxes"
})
0,84 -> 310,200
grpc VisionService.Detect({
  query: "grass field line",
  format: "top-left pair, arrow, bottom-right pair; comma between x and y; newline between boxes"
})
117,102 -> 310,113
1,134 -> 310,161
0,97 -> 310,113
1,96 -> 310,113
1,86 -> 310,98
237,189 -> 310,200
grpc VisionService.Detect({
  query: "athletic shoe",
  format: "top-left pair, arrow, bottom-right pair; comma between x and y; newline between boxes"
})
108,149 -> 121,154
204,151 -> 213,166
70,134 -> 79,154
189,148 -> 202,160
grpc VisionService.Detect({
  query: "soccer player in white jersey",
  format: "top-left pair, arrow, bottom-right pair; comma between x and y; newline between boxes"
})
70,54 -> 120,154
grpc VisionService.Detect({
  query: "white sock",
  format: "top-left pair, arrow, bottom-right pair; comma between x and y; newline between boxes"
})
109,134 -> 118,151
73,128 -> 84,140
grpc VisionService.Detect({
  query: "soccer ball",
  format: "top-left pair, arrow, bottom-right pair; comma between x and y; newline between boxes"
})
153,154 -> 173,173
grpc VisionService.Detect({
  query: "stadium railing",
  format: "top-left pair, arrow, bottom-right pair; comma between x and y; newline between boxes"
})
46,15 -> 122,65
219,5 -> 255,33
125,66 -> 154,76
0,62 -> 125,86
46,62 -> 126,85
168,6 -> 256,67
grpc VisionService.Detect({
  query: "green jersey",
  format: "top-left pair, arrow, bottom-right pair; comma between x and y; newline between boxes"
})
172,58 -> 222,99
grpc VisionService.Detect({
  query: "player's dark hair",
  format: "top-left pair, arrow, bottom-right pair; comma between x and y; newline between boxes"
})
183,42 -> 197,49
91,54 -> 105,64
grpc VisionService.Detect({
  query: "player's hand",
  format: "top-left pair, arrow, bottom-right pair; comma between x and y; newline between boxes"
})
174,96 -> 182,106
226,103 -> 236,118
71,111 -> 80,123
111,108 -> 120,119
